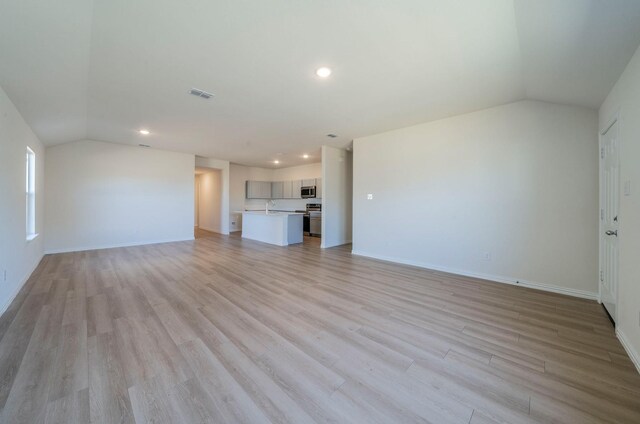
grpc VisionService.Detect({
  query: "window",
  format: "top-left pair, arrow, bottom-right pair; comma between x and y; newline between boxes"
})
26,147 -> 37,240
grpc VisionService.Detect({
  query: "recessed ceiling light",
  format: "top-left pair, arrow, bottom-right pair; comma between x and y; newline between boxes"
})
327,133 -> 337,138
274,160 -> 280,164
303,154 -> 309,159
316,67 -> 332,78
139,129 -> 150,135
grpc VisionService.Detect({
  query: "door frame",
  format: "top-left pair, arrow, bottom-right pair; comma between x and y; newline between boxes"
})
598,109 -> 621,323
195,174 -> 200,228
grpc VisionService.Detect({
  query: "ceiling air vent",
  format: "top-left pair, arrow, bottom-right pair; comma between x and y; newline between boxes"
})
189,88 -> 214,99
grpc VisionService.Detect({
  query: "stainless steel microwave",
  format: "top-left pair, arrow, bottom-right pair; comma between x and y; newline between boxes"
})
301,186 -> 316,198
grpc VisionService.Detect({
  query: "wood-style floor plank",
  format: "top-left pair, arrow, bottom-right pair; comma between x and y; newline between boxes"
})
0,233 -> 638,423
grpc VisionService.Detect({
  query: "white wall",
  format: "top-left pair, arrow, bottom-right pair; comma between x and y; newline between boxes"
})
272,162 -> 322,180
321,146 -> 352,248
599,44 -> 640,371
353,100 -> 599,298
198,169 -> 223,233
195,157 -> 230,235
45,140 -> 195,252
0,85 -> 45,314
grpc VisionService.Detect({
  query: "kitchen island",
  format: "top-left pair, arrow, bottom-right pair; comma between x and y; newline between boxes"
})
241,211 -> 304,246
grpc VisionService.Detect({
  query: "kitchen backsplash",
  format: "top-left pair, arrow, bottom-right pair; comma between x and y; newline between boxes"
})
243,198 -> 321,211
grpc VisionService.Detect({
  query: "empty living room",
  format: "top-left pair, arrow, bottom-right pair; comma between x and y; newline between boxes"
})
1,0 -> 640,423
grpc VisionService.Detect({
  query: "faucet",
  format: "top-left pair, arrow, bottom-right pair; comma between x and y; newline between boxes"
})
266,199 -> 275,214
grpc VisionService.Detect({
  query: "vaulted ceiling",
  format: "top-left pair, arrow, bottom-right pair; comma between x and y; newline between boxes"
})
1,0 -> 640,167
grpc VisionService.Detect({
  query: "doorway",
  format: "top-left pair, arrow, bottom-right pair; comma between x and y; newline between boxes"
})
195,167 -> 223,239
600,118 -> 620,323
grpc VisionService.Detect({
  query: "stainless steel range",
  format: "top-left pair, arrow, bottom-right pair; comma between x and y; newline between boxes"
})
305,203 -> 321,237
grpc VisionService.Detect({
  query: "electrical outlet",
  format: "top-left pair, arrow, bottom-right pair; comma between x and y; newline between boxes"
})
3,270 -> 6,282
483,252 -> 491,261
624,180 -> 631,196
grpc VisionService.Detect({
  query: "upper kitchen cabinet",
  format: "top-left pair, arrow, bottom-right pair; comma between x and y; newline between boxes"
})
271,181 -> 284,199
246,178 -> 315,199
281,180 -> 302,199
246,180 -> 272,199
282,180 -> 293,198
291,179 -> 302,198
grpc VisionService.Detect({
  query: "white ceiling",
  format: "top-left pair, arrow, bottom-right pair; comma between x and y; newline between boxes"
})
1,0 -> 640,167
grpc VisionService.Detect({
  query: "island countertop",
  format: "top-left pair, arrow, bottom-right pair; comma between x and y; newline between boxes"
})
242,211 -> 305,216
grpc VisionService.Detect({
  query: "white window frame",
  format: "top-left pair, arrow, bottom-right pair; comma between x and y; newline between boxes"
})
26,147 -> 37,241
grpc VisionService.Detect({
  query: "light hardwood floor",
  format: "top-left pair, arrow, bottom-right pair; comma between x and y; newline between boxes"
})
0,234 -> 639,423
194,227 -> 217,239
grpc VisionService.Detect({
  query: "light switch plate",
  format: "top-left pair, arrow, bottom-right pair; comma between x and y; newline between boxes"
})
367,194 -> 373,200
624,180 -> 631,196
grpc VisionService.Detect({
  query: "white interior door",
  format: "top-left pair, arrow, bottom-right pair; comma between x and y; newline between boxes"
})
600,119 -> 620,323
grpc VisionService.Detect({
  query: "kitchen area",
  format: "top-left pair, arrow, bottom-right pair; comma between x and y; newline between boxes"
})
230,162 -> 323,246
228,146 -> 352,249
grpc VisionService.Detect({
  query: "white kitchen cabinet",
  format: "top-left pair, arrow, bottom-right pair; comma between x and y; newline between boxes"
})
247,179 -> 318,199
291,179 -> 302,198
261,181 -> 273,198
282,180 -> 293,198
246,181 -> 273,199
246,181 -> 257,198
271,181 -> 284,199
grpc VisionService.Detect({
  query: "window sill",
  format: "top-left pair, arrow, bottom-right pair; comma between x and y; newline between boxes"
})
26,233 -> 39,242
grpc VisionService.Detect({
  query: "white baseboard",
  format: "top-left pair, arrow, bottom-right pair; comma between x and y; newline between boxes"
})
321,239 -> 353,249
0,253 -> 44,316
198,226 -> 227,235
351,250 -> 598,301
45,236 -> 195,254
616,329 -> 640,375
